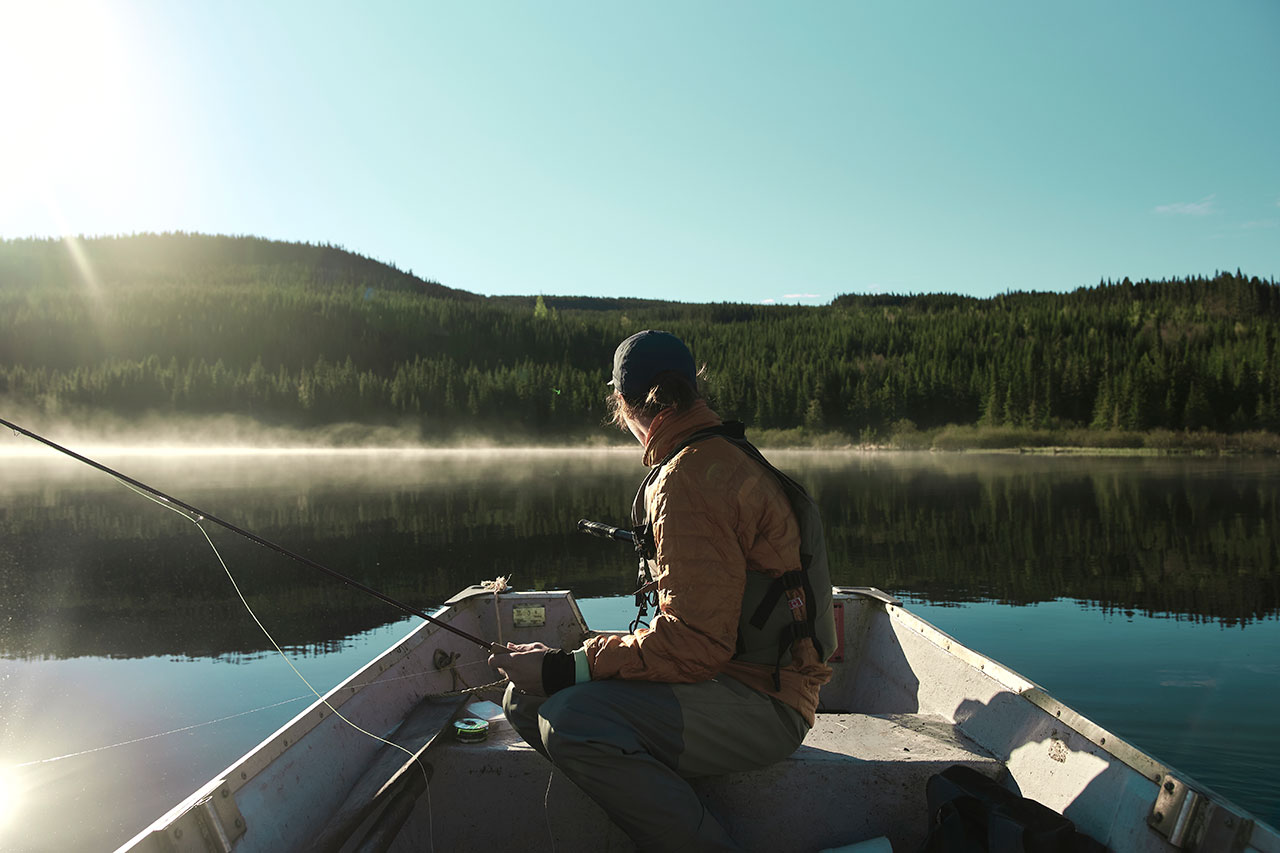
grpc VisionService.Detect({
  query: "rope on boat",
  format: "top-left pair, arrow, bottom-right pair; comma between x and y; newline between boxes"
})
433,676 -> 509,698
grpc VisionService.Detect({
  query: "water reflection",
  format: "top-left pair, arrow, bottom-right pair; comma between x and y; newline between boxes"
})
2,449 -> 1279,848
1,450 -> 1278,661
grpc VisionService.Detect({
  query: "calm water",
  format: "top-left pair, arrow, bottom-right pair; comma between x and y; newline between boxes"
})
1,448 -> 1278,851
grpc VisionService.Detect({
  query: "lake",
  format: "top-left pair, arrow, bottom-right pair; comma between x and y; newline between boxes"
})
1,447 -> 1278,851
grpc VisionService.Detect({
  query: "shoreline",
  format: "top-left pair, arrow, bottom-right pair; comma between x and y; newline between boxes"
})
1,441 -> 1275,458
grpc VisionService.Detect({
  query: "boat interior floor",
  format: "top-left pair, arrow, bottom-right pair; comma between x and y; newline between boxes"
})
378,699 -> 1003,853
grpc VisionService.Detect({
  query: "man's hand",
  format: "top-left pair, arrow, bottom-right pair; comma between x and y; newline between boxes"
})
488,641 -> 551,696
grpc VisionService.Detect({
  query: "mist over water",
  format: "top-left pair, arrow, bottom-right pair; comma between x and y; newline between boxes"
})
1,448 -> 1278,850
0,408 -> 634,455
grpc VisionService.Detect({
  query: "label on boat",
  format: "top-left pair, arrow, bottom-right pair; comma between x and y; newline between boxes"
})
512,605 -> 546,628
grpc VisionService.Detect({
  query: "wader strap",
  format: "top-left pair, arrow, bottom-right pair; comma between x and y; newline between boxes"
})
772,620 -> 816,691
747,569 -> 806,630
797,553 -> 825,661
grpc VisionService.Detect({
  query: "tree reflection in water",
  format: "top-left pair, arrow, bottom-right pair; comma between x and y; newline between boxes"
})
1,450 -> 1276,661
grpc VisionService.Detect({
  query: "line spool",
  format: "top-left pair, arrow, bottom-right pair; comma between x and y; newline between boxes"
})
452,717 -> 489,743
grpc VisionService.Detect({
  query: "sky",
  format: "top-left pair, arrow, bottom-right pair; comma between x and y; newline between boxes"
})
1,1 -> 1277,305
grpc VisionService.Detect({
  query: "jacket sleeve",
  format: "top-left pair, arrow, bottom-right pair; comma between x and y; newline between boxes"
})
582,452 -> 752,682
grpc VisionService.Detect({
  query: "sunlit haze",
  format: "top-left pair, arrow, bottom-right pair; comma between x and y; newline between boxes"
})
1,1 -> 1277,302
0,763 -> 19,830
0,3 -> 145,229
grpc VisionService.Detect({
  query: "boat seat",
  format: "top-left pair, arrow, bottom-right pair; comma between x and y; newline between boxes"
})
388,707 -> 1003,853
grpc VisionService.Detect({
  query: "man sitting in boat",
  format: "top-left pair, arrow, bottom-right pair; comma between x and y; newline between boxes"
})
489,330 -> 834,852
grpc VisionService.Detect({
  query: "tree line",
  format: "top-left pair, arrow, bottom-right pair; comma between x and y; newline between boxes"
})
1,234 -> 1278,439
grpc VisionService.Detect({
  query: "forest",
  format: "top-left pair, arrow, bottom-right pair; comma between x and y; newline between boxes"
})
2,233 -> 1278,446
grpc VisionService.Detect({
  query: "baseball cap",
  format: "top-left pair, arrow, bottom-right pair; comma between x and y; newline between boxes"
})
609,330 -> 697,402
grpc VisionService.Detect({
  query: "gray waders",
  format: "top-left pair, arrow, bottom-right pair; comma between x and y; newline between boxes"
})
504,675 -> 807,852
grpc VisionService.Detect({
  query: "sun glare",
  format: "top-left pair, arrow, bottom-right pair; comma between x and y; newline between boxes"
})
0,1 -> 140,223
0,763 -> 21,830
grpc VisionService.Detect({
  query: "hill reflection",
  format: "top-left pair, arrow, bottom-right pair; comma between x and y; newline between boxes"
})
1,450 -> 1276,659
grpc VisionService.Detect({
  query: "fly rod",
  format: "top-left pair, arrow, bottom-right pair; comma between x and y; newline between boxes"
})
0,416 -> 506,655
576,518 -> 636,545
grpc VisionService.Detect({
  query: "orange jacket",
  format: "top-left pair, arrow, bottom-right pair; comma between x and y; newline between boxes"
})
582,401 -> 832,725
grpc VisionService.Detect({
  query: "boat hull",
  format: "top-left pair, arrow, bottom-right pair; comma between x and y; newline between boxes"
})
116,588 -> 1279,853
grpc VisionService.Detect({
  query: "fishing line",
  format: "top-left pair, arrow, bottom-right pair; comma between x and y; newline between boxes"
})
13,696 -> 309,768
116,475 -> 440,850
544,767 -> 558,853
2,418 -> 521,850
11,654 -> 500,771
202,515 -> 439,853
0,417 -> 503,655
114,478 -> 429,765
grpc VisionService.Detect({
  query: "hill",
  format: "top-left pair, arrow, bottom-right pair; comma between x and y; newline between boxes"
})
1,233 -> 1278,444
0,232 -> 478,300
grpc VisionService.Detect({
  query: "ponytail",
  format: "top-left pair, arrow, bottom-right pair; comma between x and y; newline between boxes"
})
607,369 -> 703,429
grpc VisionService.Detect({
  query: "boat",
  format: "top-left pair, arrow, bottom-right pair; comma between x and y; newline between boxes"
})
115,586 -> 1279,852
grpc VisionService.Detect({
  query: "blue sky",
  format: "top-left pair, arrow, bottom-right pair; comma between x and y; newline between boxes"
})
2,1 -> 1277,304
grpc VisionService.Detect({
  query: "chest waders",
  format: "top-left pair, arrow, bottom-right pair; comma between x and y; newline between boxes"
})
632,421 -> 838,689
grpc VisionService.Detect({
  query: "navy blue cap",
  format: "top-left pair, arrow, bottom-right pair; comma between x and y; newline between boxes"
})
609,330 -> 696,402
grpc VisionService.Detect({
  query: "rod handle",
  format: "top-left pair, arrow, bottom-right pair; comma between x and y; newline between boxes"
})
576,518 -> 636,544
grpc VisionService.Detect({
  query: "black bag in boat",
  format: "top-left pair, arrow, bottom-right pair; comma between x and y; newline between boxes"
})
918,764 -> 1106,853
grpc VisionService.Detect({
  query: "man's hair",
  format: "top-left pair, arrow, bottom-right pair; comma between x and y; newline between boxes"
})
607,369 -> 703,430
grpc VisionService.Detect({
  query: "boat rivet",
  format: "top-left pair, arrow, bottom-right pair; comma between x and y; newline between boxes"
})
240,772 -> 247,780
222,788 -> 229,798
235,818 -> 244,829
1164,781 -> 1175,793
174,829 -> 183,839
1225,817 -> 1235,827
1153,812 -> 1164,824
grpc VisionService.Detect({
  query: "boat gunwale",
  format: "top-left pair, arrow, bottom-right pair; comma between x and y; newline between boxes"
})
882,599 -> 1278,844
112,599 -> 481,852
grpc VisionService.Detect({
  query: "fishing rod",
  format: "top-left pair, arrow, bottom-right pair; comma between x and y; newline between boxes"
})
0,416 -> 506,655
576,518 -> 636,545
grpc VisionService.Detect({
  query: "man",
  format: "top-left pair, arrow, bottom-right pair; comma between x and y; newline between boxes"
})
489,330 -> 832,851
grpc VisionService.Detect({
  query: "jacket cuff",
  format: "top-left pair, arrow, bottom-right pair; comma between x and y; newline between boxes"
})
573,648 -> 591,684
541,649 -> 576,695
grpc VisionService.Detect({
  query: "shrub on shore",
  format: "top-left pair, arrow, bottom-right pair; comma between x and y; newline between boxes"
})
889,424 -> 1279,454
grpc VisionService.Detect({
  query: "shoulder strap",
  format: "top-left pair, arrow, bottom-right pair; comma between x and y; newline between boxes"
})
632,421 -> 838,682
631,421 -> 748,528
